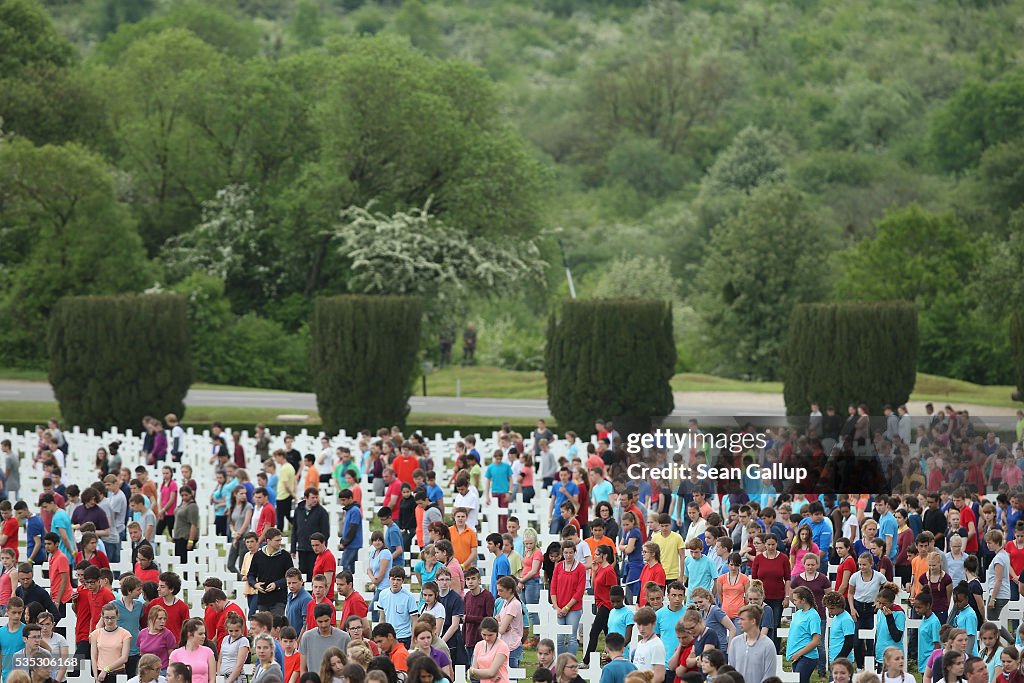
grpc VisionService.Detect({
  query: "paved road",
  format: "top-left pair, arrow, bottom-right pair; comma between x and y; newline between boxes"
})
0,380 -> 787,418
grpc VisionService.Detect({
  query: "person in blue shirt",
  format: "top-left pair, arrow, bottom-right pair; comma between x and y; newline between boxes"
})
799,502 -> 833,558
914,591 -> 941,675
111,574 -> 145,671
950,581 -> 980,656
599,632 -> 637,683
876,495 -> 900,561
379,507 -> 405,569
682,540 -> 716,599
284,569 -> 312,637
487,533 -> 510,596
337,489 -> 363,573
787,586 -> 821,683
484,451 -> 513,504
16,503 -> 45,565
548,468 -> 579,534
873,585 -> 906,670
0,597 -> 25,681
376,568 -> 419,645
654,582 -> 687,674
824,590 -> 855,665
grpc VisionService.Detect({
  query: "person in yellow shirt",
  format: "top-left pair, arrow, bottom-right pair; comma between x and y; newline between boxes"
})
274,449 -> 297,532
651,513 -> 685,581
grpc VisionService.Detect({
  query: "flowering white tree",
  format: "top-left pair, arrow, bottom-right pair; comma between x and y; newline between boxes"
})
333,201 -> 546,317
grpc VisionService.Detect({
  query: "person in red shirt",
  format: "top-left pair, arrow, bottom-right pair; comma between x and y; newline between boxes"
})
392,445 -> 419,486
953,489 -> 979,553
74,532 -> 110,570
750,534 -> 791,632
310,534 -> 336,599
252,488 -> 277,542
306,574 -> 337,630
338,571 -> 367,624
202,587 -> 247,646
1006,523 -> 1024,597
281,626 -> 301,683
134,545 -> 160,584
144,572 -> 190,639
833,537 -> 857,598
550,539 -> 586,656
637,542 -> 666,607
622,489 -> 647,541
0,501 -> 19,552
583,545 -> 618,666
44,534 -> 73,606
72,564 -> 115,661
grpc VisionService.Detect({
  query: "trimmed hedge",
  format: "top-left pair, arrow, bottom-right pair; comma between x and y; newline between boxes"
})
47,295 -> 192,429
546,298 -> 675,435
1012,312 -> 1024,401
312,295 -> 423,432
782,302 -> 918,416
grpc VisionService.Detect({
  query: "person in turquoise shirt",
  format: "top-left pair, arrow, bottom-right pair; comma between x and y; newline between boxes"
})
786,587 -> 821,683
914,592 -> 942,674
0,598 -> 25,682
824,591 -> 856,664
682,540 -> 716,600
951,583 -> 980,656
607,586 -> 634,658
873,586 -> 906,668
876,496 -> 899,561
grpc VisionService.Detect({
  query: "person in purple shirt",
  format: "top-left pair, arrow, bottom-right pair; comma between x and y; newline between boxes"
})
70,488 -> 111,534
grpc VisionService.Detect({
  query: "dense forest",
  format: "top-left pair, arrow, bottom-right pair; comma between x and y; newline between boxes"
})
2,0 -> 1023,390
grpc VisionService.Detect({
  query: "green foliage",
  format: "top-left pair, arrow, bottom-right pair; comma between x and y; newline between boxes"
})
929,70 -> 1024,173
1013,312 -> 1024,401
694,184 -> 832,380
546,299 -> 675,435
93,2 -> 263,64
0,139 -> 149,367
700,126 -> 788,196
289,0 -> 324,48
0,0 -> 74,74
47,295 -> 192,429
312,296 -> 423,431
783,302 -> 918,416
313,37 -> 547,240
169,274 -> 311,391
0,64 -> 110,147
834,204 -> 991,380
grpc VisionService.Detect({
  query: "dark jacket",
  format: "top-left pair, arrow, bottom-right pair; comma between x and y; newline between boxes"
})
247,546 -> 294,608
16,582 -> 59,618
294,503 -> 329,552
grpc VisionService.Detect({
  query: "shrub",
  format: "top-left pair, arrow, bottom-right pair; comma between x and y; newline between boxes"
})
783,302 -> 918,416
47,294 -> 192,428
546,298 -> 675,434
1012,311 -> 1024,401
312,295 -> 423,432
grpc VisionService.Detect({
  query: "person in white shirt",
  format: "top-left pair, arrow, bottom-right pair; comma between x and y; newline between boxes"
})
630,607 -> 665,683
453,480 -> 480,529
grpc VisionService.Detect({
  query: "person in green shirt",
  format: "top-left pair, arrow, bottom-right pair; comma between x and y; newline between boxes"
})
332,448 -> 361,493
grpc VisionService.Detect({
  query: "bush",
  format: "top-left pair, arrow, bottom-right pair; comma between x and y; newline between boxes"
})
782,302 -> 918,416
546,299 -> 675,434
312,295 -> 423,432
1012,312 -> 1024,401
47,295 -> 192,429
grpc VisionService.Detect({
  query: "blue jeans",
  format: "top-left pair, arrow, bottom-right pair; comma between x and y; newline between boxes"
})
508,644 -> 523,669
106,535 -> 121,564
523,578 -> 541,605
793,656 -> 817,683
557,609 -> 583,657
341,546 -> 359,573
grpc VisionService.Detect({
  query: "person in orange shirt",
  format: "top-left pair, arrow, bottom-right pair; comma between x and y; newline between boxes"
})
302,454 -> 319,494
371,622 -> 409,672
449,508 -> 478,571
584,518 -> 616,584
910,531 -> 934,598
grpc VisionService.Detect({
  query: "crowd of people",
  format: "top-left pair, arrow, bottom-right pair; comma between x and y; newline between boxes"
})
0,407 -> 1022,683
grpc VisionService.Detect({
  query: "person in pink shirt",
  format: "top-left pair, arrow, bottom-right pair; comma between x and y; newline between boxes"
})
790,525 -> 821,577
156,467 -> 178,537
468,617 -> 510,683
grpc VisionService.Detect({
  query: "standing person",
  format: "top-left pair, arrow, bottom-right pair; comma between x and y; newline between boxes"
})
247,528 -> 293,618
337,489 -> 362,574
435,568 -> 467,666
463,568 -> 494,656
495,577 -> 524,670
168,619 -> 215,683
629,607 -> 665,683
284,569 -> 312,637
600,632 -> 637,683
273,450 -> 296,532
337,572 -> 366,626
216,613 -> 249,683
111,574 -> 145,678
210,472 -> 230,540
714,553 -> 750,622
165,414 -> 185,463
485,451 -> 513,533
376,568 -> 418,648
251,634 -> 284,683
299,604 -> 350,676
138,604 -> 177,673
14,502 -> 44,566
102,475 -> 128,566
986,530 -> 1015,643
550,540 -> 585,657
461,322 -> 477,367
823,591 -> 856,666
310,533 -> 337,599
791,553 -> 831,677
787,586 -> 822,683
155,468 -> 177,539
171,486 -> 199,565
848,552 -> 885,668
294,488 -> 329,579
873,584 -> 907,675
518,528 -> 544,608
619,513 -> 644,602
728,604 -> 776,683
0,441 -> 18,504
226,487 -> 253,575
91,603 -> 132,681
467,618 -> 509,683
148,573 -> 190,641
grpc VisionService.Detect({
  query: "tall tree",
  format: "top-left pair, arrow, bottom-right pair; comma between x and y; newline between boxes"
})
0,140 -> 149,366
694,184 -> 832,380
